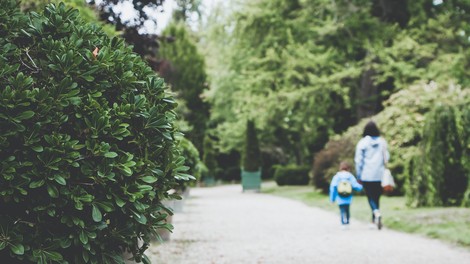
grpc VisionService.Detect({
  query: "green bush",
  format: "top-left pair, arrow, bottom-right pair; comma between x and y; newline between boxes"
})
462,106 -> 470,206
215,150 -> 241,182
406,104 -> 469,207
19,0 -> 119,37
0,2 -> 188,263
261,147 -> 288,180
274,165 -> 310,186
242,120 -> 261,172
311,136 -> 356,193
316,81 -> 470,196
217,166 -> 241,182
178,137 -> 203,182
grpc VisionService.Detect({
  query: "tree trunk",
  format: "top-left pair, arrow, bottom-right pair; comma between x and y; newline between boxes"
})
357,61 -> 378,119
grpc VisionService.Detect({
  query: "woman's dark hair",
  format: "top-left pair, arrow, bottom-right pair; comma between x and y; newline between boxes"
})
363,121 -> 380,137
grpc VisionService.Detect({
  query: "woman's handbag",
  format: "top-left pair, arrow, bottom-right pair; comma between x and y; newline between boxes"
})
381,168 -> 395,193
381,147 -> 395,193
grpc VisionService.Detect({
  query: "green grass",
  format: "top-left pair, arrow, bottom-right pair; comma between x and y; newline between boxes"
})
263,184 -> 470,248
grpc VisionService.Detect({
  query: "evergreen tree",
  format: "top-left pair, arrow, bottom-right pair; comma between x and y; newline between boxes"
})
202,136 -> 217,178
243,120 -> 261,172
158,22 -> 209,152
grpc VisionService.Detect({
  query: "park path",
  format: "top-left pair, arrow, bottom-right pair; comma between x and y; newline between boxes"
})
146,184 -> 470,264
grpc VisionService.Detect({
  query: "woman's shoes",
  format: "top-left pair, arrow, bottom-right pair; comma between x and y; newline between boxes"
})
373,210 -> 382,230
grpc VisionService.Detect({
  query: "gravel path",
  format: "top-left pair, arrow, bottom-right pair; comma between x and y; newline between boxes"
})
146,184 -> 470,264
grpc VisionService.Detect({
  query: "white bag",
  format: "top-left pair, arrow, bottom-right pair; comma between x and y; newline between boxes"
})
381,168 -> 395,193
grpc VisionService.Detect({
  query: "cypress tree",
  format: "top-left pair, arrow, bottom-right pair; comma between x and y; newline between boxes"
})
243,120 -> 261,172
202,136 -> 217,178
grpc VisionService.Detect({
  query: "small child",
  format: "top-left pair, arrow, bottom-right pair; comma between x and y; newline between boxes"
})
329,161 -> 363,228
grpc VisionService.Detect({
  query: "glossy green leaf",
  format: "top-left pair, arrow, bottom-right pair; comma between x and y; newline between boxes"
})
29,179 -> 45,188
92,204 -> 102,222
10,243 -> 24,255
104,152 -> 118,158
115,196 -> 126,207
15,111 -> 35,120
47,185 -> 59,198
44,251 -> 63,261
54,175 -> 66,185
79,231 -> 88,244
132,211 -> 147,224
140,176 -> 157,183
32,146 -> 44,152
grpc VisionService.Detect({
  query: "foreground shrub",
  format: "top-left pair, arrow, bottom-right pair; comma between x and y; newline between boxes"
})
0,2 -> 188,263
274,165 -> 310,186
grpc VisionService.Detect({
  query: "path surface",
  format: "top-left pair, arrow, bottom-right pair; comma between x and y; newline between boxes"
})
147,184 -> 470,264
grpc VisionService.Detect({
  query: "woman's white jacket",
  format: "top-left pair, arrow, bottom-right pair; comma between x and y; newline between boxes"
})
354,136 -> 389,182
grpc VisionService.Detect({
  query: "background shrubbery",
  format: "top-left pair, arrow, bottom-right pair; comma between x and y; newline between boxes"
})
312,82 -> 469,199
274,165 -> 310,186
0,2 -> 186,263
311,136 -> 356,194
406,103 -> 470,207
177,137 -> 202,188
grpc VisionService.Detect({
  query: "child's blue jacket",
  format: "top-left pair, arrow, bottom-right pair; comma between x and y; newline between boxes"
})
329,171 -> 363,205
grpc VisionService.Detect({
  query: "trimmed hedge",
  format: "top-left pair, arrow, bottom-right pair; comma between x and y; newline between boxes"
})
0,2 -> 188,263
274,165 -> 310,186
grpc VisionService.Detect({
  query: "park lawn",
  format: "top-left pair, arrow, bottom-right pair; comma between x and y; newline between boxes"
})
262,184 -> 470,248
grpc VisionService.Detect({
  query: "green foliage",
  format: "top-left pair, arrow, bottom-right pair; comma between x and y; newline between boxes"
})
202,136 -> 217,179
274,164 -> 310,186
406,103 -> 469,207
312,136 -> 356,193
461,106 -> 470,206
243,120 -> 261,172
316,81 -> 469,196
172,0 -> 202,23
202,0 -> 390,165
20,0 -> 119,37
0,2 -> 187,263
159,22 -> 209,152
202,0 -> 470,173
214,150 -> 241,182
260,147 -> 288,180
178,137 -> 203,182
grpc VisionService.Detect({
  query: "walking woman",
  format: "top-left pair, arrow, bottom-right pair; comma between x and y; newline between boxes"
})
354,121 -> 389,230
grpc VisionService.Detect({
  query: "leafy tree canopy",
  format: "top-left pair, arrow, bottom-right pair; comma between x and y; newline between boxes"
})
201,0 -> 470,167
